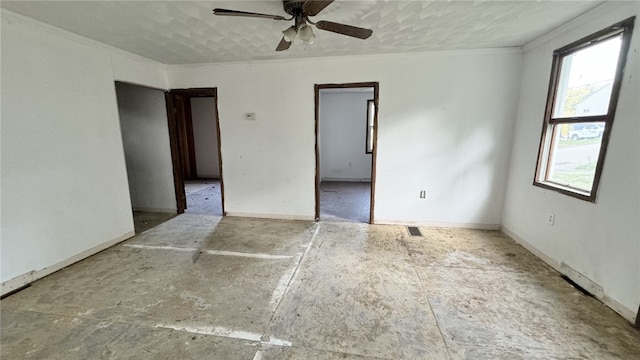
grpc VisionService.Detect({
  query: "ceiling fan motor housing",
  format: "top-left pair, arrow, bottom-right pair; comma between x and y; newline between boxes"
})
283,1 -> 306,16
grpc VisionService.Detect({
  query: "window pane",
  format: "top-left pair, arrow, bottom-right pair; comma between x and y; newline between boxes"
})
553,35 -> 622,118
546,122 -> 605,191
366,100 -> 375,153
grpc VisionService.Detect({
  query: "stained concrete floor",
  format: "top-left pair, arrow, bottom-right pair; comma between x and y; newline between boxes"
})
320,181 -> 370,223
2,215 -> 639,359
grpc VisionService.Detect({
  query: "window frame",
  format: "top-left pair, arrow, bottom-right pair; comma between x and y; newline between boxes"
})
533,17 -> 635,202
365,99 -> 375,154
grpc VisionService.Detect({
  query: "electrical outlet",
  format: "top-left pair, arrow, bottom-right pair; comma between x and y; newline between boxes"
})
547,213 -> 555,226
419,190 -> 426,199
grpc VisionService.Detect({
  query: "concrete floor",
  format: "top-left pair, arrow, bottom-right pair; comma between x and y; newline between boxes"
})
183,180 -> 367,221
2,215 -> 639,359
185,179 -> 223,216
133,211 -> 177,234
320,181 -> 370,223
133,178 -> 220,234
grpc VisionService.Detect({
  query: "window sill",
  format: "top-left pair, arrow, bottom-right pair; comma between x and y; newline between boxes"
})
533,181 -> 595,203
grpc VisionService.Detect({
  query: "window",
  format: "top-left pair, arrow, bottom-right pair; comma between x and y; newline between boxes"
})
366,99 -> 376,154
534,17 -> 635,202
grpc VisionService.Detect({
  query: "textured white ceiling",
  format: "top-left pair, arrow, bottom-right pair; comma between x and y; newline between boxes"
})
1,1 -> 603,64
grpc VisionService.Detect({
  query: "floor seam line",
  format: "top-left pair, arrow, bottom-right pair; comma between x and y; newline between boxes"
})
122,244 -> 293,260
253,223 -> 322,359
13,309 -> 291,349
410,260 -> 454,360
155,323 -> 292,347
267,224 -> 321,319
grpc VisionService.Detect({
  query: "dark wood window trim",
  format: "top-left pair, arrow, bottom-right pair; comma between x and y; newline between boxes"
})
365,99 -> 375,154
533,17 -> 635,202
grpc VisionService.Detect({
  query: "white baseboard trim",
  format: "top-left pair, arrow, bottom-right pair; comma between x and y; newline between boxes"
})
501,225 -> 637,323
602,294 -> 638,323
501,226 -> 561,269
1,230 -> 135,297
132,207 -> 176,214
559,261 -> 605,299
226,212 -> 315,222
375,219 -> 500,230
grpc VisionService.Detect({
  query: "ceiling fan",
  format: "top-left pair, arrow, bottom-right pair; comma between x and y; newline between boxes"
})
212,0 -> 373,51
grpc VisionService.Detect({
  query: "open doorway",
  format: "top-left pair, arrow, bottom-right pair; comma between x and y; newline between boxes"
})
115,82 -> 178,233
315,82 -> 379,224
166,88 -> 225,216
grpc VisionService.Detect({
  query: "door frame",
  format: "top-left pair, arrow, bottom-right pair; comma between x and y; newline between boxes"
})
165,88 -> 225,215
314,82 -> 380,224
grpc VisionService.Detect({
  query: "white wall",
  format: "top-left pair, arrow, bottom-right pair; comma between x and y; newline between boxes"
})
320,90 -> 373,182
191,97 -> 220,178
0,10 -> 168,293
116,82 -> 176,213
168,48 -> 522,224
502,2 -> 640,321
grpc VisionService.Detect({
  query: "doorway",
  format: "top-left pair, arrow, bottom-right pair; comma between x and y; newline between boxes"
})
115,82 -> 178,233
166,88 -> 225,216
314,82 -> 379,224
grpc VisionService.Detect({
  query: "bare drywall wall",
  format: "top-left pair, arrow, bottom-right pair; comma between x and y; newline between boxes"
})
319,90 -> 373,182
190,97 -> 220,178
0,9 -> 167,292
116,82 -> 176,213
502,2 -> 640,321
168,48 -> 522,224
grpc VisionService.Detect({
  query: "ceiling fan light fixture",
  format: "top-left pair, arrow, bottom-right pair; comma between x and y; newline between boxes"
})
297,23 -> 314,41
283,26 -> 297,42
303,33 -> 316,45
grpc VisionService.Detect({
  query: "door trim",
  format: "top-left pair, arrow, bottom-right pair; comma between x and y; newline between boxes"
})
183,99 -> 197,179
165,92 -> 186,213
166,88 -> 225,215
314,82 -> 380,224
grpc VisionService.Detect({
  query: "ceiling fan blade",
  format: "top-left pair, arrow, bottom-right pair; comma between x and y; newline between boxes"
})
303,1 -> 335,16
212,8 -> 286,21
315,21 -> 373,39
276,37 -> 292,52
